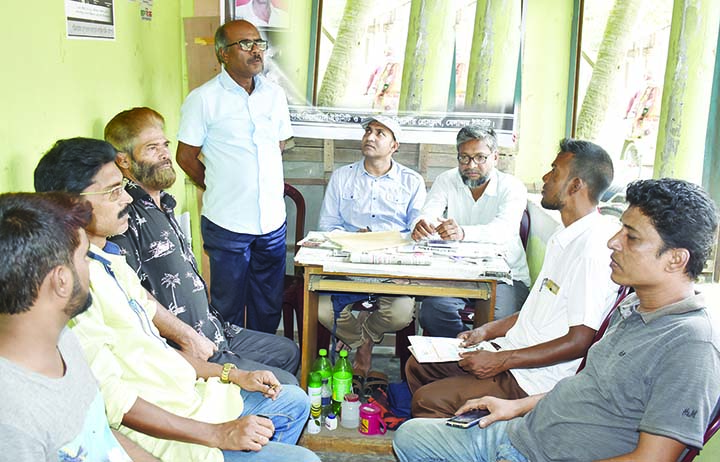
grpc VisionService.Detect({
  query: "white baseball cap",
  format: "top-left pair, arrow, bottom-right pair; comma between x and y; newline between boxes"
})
361,115 -> 402,140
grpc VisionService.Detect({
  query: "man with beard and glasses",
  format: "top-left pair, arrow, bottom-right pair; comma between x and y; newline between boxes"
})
105,107 -> 300,385
411,126 -> 531,337
0,192 -> 159,461
177,19 -> 292,334
34,138 -> 316,462
406,139 -> 619,419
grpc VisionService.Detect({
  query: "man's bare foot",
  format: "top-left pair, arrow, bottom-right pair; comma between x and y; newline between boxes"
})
352,337 -> 374,377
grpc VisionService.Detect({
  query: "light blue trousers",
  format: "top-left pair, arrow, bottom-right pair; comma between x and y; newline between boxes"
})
393,417 -> 528,462
221,386 -> 319,462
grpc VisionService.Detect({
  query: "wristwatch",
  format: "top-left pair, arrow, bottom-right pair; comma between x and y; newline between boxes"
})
221,363 -> 236,384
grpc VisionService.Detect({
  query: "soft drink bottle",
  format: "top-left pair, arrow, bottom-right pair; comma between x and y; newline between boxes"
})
311,348 -> 333,389
332,349 -> 353,416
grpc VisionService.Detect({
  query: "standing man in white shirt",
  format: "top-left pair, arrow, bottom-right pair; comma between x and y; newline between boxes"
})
407,139 -> 618,418
411,126 -> 531,336
177,19 -> 292,333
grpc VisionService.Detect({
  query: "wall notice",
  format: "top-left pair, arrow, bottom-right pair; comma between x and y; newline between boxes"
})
66,0 -> 115,40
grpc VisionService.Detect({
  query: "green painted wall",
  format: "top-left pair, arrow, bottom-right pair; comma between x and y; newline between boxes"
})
0,0 -> 190,210
515,0 -> 575,186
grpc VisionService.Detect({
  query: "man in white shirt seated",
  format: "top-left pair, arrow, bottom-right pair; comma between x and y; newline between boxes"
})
407,139 -> 619,419
411,126 -> 531,336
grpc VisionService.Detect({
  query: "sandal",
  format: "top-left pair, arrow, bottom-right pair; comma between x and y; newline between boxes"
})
352,374 -> 365,396
363,370 -> 389,397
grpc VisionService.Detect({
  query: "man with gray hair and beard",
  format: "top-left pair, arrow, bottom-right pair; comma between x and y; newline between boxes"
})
105,107 -> 300,385
412,126 -> 531,336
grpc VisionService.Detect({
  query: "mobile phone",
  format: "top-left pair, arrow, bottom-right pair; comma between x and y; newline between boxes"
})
445,409 -> 490,428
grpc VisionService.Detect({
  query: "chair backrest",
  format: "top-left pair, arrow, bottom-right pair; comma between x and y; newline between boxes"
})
576,285 -> 631,373
284,183 -> 306,255
519,207 -> 530,250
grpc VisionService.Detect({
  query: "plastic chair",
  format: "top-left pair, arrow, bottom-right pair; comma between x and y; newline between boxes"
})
281,183 -> 306,344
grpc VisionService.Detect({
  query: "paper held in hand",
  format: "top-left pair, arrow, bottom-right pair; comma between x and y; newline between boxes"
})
407,336 -> 492,363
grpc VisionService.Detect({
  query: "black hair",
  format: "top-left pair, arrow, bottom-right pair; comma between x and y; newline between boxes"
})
626,178 -> 718,279
559,138 -> 614,203
0,192 -> 92,314
34,137 -> 117,193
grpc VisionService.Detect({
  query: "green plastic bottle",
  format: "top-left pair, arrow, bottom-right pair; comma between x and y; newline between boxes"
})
332,349 -> 353,415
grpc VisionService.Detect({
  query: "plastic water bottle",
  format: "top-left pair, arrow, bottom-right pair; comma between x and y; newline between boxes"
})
321,377 -> 332,419
332,349 -> 353,416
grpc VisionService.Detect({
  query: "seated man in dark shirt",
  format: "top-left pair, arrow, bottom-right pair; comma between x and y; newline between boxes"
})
105,107 -> 299,384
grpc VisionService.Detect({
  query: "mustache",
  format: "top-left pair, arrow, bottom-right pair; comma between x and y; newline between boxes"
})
248,55 -> 263,64
118,205 -> 130,219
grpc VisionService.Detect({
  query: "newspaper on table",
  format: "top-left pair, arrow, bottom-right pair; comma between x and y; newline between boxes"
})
407,335 -> 493,363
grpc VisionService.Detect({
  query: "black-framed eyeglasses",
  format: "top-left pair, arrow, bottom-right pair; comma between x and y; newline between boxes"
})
225,39 -> 268,52
79,178 -> 129,202
457,154 -> 491,165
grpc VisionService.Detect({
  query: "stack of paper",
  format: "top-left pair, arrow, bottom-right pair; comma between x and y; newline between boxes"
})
407,335 -> 491,363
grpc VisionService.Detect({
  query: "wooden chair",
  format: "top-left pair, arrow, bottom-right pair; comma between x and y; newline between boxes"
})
281,183 -> 306,344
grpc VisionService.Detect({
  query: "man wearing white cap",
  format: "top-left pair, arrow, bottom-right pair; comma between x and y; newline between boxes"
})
318,116 -> 426,381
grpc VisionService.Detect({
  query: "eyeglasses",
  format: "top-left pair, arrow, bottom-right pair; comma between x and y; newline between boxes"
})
80,178 -> 129,202
225,39 -> 268,52
457,154 -> 491,165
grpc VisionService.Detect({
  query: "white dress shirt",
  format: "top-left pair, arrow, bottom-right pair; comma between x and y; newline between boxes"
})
178,69 -> 292,235
494,212 -> 620,395
416,168 -> 530,286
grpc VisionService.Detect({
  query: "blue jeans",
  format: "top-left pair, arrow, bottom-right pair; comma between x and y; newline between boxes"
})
393,418 -> 528,462
201,218 -> 286,333
419,281 -> 529,338
222,385 -> 319,461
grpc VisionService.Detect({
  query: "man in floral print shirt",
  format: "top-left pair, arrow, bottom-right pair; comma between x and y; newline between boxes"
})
106,107 -> 300,385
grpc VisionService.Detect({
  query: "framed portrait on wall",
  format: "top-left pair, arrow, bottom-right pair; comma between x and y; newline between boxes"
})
227,0 -> 289,30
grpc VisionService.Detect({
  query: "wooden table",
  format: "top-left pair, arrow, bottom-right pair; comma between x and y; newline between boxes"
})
297,257 -> 500,388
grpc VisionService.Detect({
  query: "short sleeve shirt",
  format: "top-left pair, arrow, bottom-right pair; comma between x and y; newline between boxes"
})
508,293 -> 720,461
178,70 -> 293,235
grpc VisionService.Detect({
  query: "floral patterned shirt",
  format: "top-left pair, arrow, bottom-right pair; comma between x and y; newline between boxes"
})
110,181 -> 230,350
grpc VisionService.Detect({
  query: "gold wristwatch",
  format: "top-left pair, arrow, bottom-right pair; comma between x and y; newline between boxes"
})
221,363 -> 236,384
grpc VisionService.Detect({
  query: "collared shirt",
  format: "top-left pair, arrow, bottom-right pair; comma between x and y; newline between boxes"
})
318,160 -> 426,232
494,212 -> 619,395
508,292 -> 720,461
68,242 -> 242,462
109,182 -> 228,349
178,69 -> 293,235
415,168 -> 530,286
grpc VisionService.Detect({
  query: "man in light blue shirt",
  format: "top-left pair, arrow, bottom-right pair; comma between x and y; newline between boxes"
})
318,115 -> 426,378
177,20 -> 292,333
